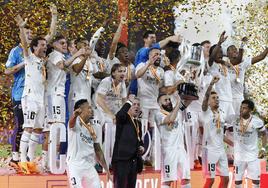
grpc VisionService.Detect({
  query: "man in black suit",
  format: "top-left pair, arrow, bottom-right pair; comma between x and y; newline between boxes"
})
112,95 -> 144,188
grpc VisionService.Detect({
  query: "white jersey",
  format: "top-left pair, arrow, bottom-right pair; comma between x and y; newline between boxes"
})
90,51 -> 110,90
209,62 -> 232,102
96,77 -> 127,115
228,57 -> 252,99
22,54 -> 45,102
67,117 -> 100,168
155,110 -> 185,148
201,107 -> 227,153
136,62 -> 164,109
70,57 -> 94,104
164,69 -> 179,105
47,50 -> 66,96
229,115 -> 264,162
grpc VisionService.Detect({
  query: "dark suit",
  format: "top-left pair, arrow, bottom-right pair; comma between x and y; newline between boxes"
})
112,102 -> 143,188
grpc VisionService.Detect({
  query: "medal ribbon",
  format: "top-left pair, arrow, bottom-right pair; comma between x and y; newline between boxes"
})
149,66 -> 161,82
128,113 -> 141,141
212,110 -> 221,131
79,116 -> 97,141
240,115 -> 252,135
112,79 -> 121,96
230,64 -> 240,79
219,64 -> 227,77
160,109 -> 173,130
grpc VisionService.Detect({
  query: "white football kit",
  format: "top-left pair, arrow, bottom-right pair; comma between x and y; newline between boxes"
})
136,62 -> 164,123
209,62 -> 235,118
155,110 -> 190,182
69,57 -> 95,114
228,57 -> 252,114
46,50 -> 66,126
67,117 -> 102,188
96,76 -> 127,120
22,54 -> 46,129
229,115 -> 264,181
201,107 -> 229,178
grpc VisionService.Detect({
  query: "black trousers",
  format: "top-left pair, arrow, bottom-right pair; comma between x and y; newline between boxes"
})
113,158 -> 138,188
11,100 -> 24,152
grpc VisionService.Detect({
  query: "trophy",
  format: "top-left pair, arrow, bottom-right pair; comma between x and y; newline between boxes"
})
176,39 -> 205,100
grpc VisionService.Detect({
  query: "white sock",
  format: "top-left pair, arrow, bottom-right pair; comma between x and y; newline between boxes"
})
19,131 -> 31,162
12,152 -> 19,161
41,150 -> 48,168
235,184 -> 242,188
252,184 -> 260,188
27,132 -> 40,161
161,185 -> 170,188
181,183 -> 191,188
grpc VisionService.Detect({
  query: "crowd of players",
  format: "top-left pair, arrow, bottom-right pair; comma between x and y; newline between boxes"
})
4,4 -> 268,188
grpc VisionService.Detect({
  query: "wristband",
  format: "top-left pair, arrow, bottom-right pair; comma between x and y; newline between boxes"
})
240,42 -> 245,49
126,100 -> 133,106
261,147 -> 266,152
179,101 -> 187,111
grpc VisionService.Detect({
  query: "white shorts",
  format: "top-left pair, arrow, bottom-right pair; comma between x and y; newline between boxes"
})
184,110 -> 201,168
67,163 -> 101,188
219,100 -> 235,118
21,96 -> 45,129
234,159 -> 260,181
46,94 -> 66,124
202,148 -> 229,178
161,147 -> 191,182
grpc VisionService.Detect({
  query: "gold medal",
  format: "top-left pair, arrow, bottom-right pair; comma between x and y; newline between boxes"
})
216,128 -> 221,134
236,77 -> 241,83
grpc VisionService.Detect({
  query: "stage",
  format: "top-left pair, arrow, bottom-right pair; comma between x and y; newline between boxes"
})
0,169 -> 267,188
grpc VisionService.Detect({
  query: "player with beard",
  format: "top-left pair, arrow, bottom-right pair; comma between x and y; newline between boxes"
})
201,76 -> 233,188
135,47 -> 164,166
15,15 -> 47,173
226,100 -> 267,188
155,94 -> 192,188
67,99 -> 111,188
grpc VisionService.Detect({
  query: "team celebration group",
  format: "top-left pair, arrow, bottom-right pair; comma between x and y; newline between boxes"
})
3,4 -> 268,188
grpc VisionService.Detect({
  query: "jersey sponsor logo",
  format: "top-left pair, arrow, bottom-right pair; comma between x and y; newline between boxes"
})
80,132 -> 93,144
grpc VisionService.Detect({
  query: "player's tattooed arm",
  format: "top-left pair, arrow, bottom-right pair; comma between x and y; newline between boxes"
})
94,143 -> 112,181
202,76 -> 219,111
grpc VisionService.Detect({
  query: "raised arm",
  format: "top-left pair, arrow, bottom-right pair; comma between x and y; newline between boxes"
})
108,12 -> 127,60
72,48 -> 92,74
208,31 -> 228,66
45,4 -> 58,43
135,53 -> 156,78
159,35 -> 182,48
56,48 -> 85,70
69,108 -> 82,129
202,76 -> 219,111
15,15 -> 29,57
252,47 -> 268,65
96,93 -> 115,120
